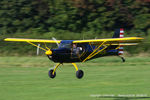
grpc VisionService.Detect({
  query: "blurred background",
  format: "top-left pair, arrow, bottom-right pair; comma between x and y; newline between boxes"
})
0,0 -> 150,56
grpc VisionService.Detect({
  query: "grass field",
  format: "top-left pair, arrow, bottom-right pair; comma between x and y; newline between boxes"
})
0,56 -> 150,100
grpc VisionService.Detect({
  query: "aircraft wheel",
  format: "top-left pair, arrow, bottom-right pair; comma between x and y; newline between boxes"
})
48,69 -> 56,78
76,70 -> 84,79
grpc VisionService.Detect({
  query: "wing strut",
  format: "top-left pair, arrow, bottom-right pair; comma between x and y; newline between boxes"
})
82,41 -> 109,62
27,41 -> 47,51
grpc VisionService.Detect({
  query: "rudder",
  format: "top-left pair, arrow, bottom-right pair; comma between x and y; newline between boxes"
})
112,28 -> 124,55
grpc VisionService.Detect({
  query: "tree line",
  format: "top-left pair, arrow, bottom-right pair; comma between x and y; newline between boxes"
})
0,0 -> 150,56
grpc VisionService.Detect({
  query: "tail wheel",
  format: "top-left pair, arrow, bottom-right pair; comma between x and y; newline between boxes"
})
76,70 -> 84,79
48,69 -> 56,78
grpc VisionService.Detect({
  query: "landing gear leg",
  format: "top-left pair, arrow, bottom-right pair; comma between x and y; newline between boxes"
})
72,63 -> 84,79
48,63 -> 61,79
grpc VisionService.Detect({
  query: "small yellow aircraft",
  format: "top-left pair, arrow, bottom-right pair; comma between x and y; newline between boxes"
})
4,28 -> 143,79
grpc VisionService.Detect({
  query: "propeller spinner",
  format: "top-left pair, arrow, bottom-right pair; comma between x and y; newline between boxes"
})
45,49 -> 52,55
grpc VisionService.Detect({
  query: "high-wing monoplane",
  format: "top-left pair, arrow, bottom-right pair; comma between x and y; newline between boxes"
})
4,28 -> 143,79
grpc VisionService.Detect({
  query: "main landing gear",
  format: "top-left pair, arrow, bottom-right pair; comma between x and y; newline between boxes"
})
48,63 -> 84,79
76,70 -> 84,79
72,63 -> 84,79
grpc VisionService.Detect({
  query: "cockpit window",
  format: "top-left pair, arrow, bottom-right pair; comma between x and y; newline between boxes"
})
59,43 -> 71,48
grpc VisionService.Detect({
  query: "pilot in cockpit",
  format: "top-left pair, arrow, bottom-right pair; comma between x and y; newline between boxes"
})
72,44 -> 83,55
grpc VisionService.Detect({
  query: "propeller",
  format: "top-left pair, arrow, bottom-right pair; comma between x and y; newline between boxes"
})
37,43 -> 52,56
45,37 -> 59,56
37,44 -> 41,55
37,37 -> 58,56
52,37 -> 59,47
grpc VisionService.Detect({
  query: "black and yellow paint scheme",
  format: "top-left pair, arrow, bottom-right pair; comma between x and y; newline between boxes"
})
4,35 -> 143,79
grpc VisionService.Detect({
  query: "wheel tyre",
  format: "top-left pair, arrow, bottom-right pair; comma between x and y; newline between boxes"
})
48,69 -> 56,78
76,70 -> 84,79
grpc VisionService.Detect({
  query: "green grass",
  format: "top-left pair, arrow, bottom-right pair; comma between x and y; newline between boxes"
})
0,56 -> 150,100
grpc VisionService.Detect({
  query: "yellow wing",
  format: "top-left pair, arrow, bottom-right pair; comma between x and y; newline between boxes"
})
4,38 -> 61,43
73,37 -> 144,45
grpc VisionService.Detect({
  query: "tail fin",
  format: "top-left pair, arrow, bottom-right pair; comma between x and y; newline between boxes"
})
118,28 -> 124,55
112,28 -> 124,38
112,28 -> 124,55
119,28 -> 124,55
